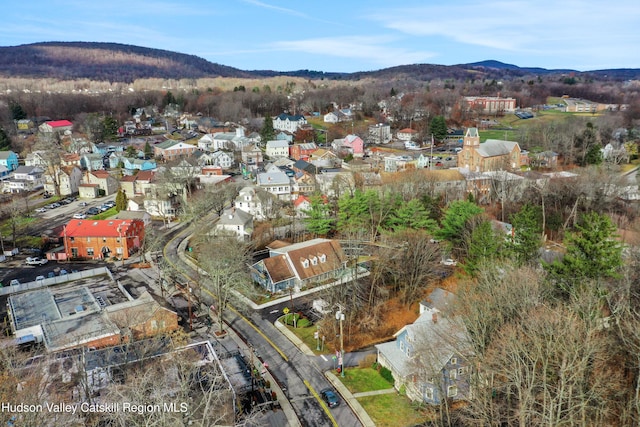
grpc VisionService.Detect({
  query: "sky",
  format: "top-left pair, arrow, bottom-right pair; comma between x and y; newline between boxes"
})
1,0 -> 639,73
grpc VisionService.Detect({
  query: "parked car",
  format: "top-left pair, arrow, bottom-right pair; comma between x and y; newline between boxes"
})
47,272 -> 55,278
435,161 -> 444,167
35,275 -> 45,282
320,388 -> 340,408
440,258 -> 457,266
59,269 -> 68,276
9,279 -> 20,286
78,201 -> 88,207
73,213 -> 87,219
25,257 -> 48,266
35,207 -> 47,213
49,202 -> 61,208
99,205 -> 110,212
86,207 -> 100,215
104,200 -> 116,208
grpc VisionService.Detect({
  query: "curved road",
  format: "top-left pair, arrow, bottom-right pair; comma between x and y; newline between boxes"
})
162,219 -> 364,427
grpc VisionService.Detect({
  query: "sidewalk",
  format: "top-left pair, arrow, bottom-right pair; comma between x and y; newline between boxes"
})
325,371 -> 377,427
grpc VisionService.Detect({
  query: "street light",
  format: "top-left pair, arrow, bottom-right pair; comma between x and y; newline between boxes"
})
336,306 -> 345,377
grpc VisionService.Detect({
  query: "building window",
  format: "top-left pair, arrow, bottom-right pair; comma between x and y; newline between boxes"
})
70,237 -> 75,243
103,237 -> 107,243
447,385 -> 458,397
116,247 -> 123,255
87,248 -> 94,257
302,259 -> 309,268
71,247 -> 78,258
458,367 -> 467,376
319,254 -> 326,263
399,340 -> 404,352
86,237 -> 91,242
425,387 -> 433,401
450,357 -> 457,366
449,370 -> 457,380
311,256 -> 317,265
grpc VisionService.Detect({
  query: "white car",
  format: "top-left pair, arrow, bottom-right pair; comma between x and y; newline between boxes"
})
73,213 -> 87,219
25,257 -> 48,266
35,207 -> 47,213
440,258 -> 457,266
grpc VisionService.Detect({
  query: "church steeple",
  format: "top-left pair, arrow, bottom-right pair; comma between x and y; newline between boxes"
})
464,127 -> 480,148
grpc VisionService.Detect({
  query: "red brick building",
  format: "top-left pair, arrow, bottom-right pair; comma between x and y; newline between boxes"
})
62,219 -> 145,260
290,142 -> 318,161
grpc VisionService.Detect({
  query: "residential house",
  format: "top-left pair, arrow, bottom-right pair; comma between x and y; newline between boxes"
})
256,169 -> 292,201
39,120 -> 73,135
0,165 -> 10,181
457,127 -> 522,172
275,131 -> 294,144
293,195 -> 312,217
290,142 -> 318,161
86,170 -> 119,196
241,144 -> 264,168
234,186 -> 273,221
397,128 -> 418,141
24,151 -> 47,167
211,208 -> 253,241
333,134 -> 365,158
204,128 -> 251,151
0,151 -> 19,171
43,165 -> 83,196
197,150 -> 234,169
4,166 -> 44,193
154,140 -> 197,161
265,140 -> 290,159
376,288 -> 471,404
384,155 -> 416,172
81,153 -> 105,172
273,113 -> 307,133
293,159 -> 319,176
250,238 -> 347,293
120,157 -> 157,174
105,290 -> 179,341
315,171 -> 356,199
16,119 -> 35,132
309,148 -> 339,169
323,110 -> 351,123
61,153 -> 82,168
62,219 -> 145,260
292,173 -> 317,197
368,123 -> 392,145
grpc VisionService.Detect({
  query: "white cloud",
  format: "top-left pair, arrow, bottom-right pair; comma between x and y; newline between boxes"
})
239,0 -> 307,18
269,36 -> 436,67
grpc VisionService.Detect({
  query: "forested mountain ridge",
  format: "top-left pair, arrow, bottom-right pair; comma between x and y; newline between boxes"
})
0,41 -> 638,82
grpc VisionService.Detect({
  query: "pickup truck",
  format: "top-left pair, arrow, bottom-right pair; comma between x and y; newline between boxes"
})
25,257 -> 48,266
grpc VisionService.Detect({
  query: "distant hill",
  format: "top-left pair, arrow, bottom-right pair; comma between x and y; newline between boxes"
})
0,42 -> 638,82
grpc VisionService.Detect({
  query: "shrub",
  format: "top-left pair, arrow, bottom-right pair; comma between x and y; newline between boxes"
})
297,318 -> 311,328
379,366 -> 394,385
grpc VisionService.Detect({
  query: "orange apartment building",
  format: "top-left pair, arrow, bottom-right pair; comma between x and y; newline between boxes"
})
62,219 -> 145,260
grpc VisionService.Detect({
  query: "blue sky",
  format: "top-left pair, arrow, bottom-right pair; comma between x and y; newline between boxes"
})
2,0 -> 638,73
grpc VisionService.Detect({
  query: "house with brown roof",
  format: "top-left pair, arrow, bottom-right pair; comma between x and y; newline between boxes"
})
43,165 -> 83,196
250,238 -> 347,293
86,170 -> 119,196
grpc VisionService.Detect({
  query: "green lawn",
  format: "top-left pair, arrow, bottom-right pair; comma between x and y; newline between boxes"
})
91,207 -> 117,220
357,393 -> 426,427
285,321 -> 324,354
338,367 -> 393,393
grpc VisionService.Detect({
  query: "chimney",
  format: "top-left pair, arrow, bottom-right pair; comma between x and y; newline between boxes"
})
432,312 -> 438,324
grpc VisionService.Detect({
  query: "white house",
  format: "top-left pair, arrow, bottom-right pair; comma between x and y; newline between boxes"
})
43,165 -> 83,196
234,186 -> 273,220
273,113 -> 307,133
212,208 -> 253,241
197,150 -> 234,169
4,166 -> 44,193
256,170 -> 291,200
265,140 -> 290,159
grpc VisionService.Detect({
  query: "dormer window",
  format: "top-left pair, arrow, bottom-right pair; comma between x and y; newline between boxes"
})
319,253 -> 326,263
302,258 -> 309,268
310,256 -> 318,266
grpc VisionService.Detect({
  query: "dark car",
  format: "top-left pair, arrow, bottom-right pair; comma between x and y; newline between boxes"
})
320,388 -> 340,408
86,207 -> 100,216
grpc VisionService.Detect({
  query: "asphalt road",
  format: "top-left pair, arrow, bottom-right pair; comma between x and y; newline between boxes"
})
164,220 -> 364,427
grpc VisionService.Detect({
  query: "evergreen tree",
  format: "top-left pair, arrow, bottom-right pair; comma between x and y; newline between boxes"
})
260,115 -> 275,143
545,211 -> 623,294
144,141 -> 153,159
508,203 -> 542,265
302,194 -> 333,237
102,116 -> 119,141
387,199 -> 437,232
436,200 -> 483,249
0,127 -> 10,150
9,102 -> 26,121
463,219 -> 501,277
115,189 -> 128,212
429,115 -> 448,142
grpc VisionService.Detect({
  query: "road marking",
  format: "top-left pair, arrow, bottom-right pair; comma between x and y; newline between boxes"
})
270,309 -> 279,314
305,380 -> 339,427
320,355 -> 328,362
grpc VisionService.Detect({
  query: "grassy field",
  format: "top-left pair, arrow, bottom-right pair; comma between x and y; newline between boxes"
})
358,393 -> 426,427
338,367 -> 394,393
285,322 -> 326,354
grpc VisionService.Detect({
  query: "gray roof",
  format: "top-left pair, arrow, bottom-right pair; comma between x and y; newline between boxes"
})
256,170 -> 290,186
466,127 -> 479,138
421,288 -> 456,314
266,140 -> 290,148
217,208 -> 253,226
0,150 -> 16,159
476,139 -> 519,158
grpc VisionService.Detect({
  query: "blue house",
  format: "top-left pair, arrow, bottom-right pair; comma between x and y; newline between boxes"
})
122,157 -> 157,173
376,288 -> 472,404
0,151 -> 19,171
80,153 -> 105,171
